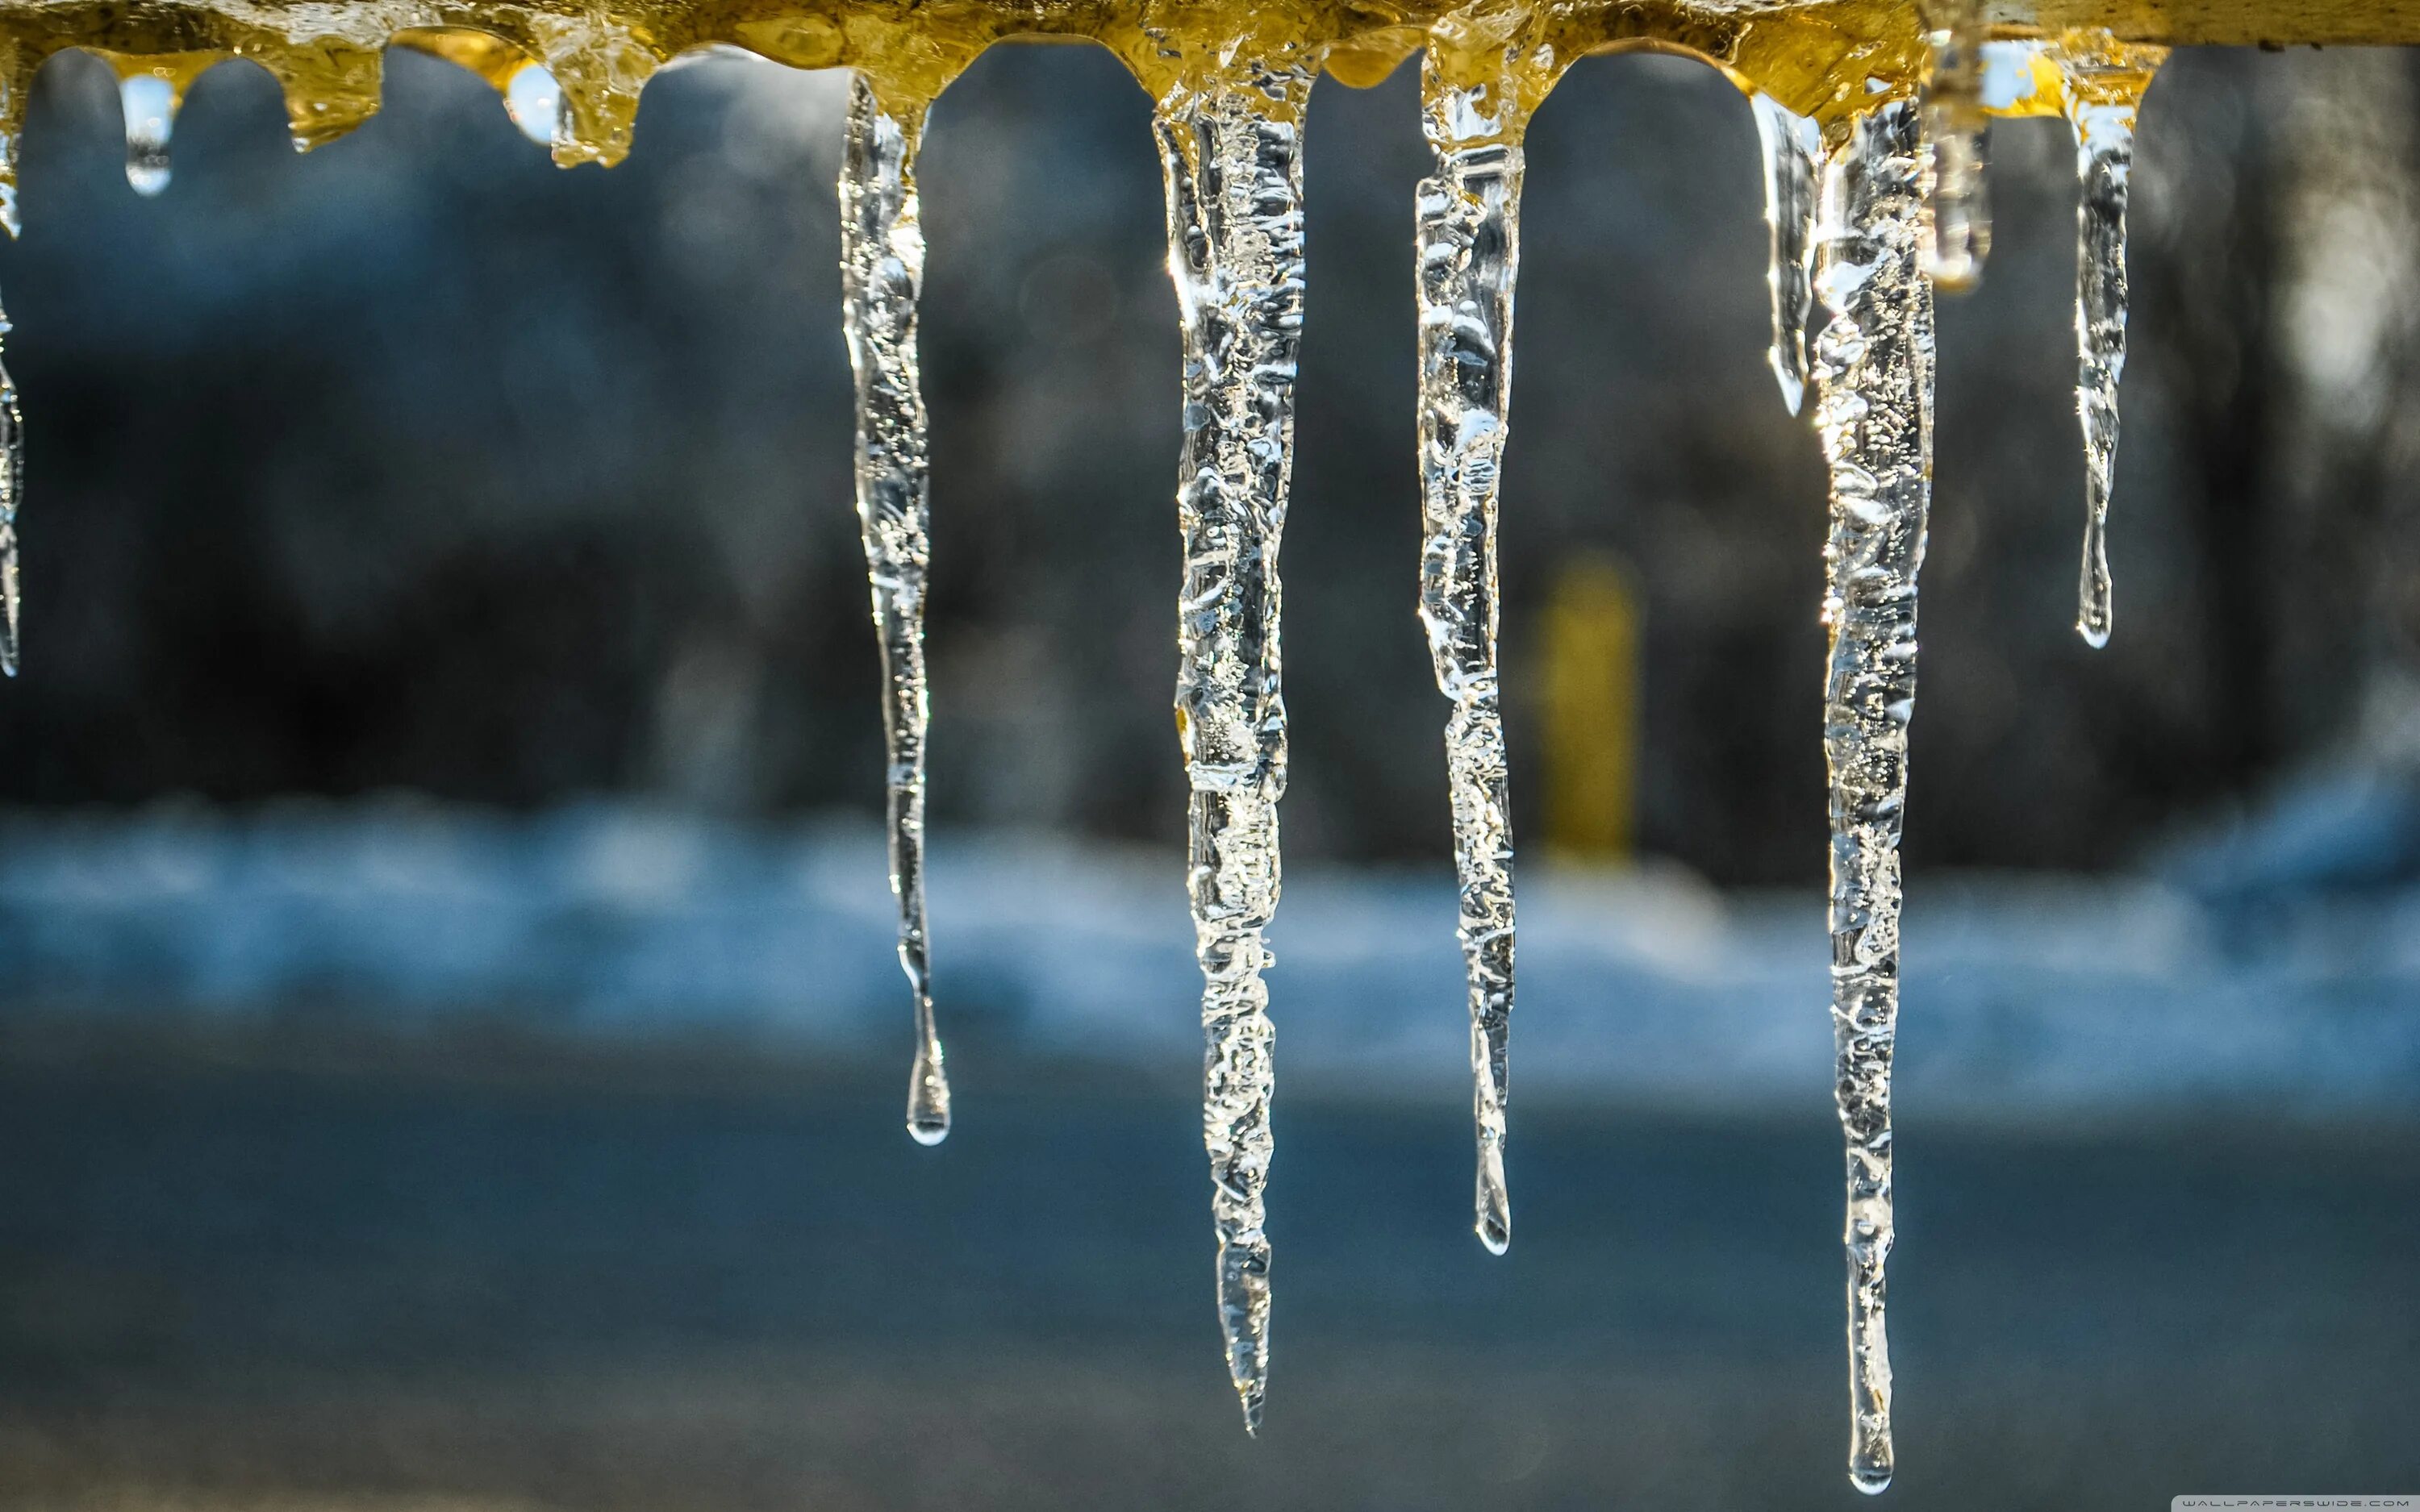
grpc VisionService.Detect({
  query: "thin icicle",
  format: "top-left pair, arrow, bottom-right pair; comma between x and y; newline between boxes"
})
1154,52 -> 1315,1435
1918,2 -> 1991,290
119,73 -> 177,197
1752,94 -> 1822,416
0,43 -> 27,238
0,281 -> 19,674
1417,46 -> 1524,1257
840,73 -> 949,1147
2058,40 -> 2161,648
1809,98 -> 1933,1497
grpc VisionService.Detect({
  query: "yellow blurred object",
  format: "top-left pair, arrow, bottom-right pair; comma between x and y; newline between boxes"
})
1540,556 -> 1641,862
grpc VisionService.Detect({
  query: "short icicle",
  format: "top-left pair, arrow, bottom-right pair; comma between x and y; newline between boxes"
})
1153,51 -> 1316,1434
2057,37 -> 2164,648
840,72 -> 950,1147
119,72 -> 178,197
1917,0 -> 1990,289
1417,19 -> 1532,1257
0,39 -> 27,236
1809,98 -> 1934,1496
1752,94 -> 1823,416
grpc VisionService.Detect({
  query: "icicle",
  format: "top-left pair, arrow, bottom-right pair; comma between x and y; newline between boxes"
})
526,15 -> 656,168
0,281 -> 22,674
2057,38 -> 2163,648
263,42 -> 386,154
1752,94 -> 1822,416
1153,51 -> 1316,1435
1809,98 -> 1933,1497
505,63 -> 564,149
119,73 -> 177,196
1918,1 -> 1991,290
0,38 -> 30,237
840,73 -> 949,1148
1417,32 -> 1528,1257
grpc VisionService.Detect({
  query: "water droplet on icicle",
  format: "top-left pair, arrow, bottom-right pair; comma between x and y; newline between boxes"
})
1417,34 -> 1533,1258
504,64 -> 564,149
2057,36 -> 2165,648
1918,2 -> 1991,290
1154,49 -> 1316,1435
1752,94 -> 1822,416
1809,98 -> 1934,1497
840,73 -> 951,1148
119,73 -> 178,197
0,282 -> 23,675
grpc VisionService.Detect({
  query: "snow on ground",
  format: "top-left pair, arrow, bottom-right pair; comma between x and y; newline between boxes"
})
2,798 -> 2416,1119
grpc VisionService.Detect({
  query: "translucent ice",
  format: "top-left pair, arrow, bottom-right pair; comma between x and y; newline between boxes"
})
1810,98 -> 1934,1496
1417,44 -> 1526,1256
1154,52 -> 1317,1433
840,73 -> 950,1146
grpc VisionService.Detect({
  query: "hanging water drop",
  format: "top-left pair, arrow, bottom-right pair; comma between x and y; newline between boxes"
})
1917,2 -> 1991,289
504,64 -> 563,149
0,282 -> 21,675
119,72 -> 177,197
2057,38 -> 2163,648
1752,94 -> 1822,416
1154,50 -> 1316,1434
1809,98 -> 1934,1496
1417,36 -> 1529,1258
840,72 -> 950,1148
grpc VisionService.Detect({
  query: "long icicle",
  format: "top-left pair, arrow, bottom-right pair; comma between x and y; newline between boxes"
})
1810,98 -> 1933,1497
1154,52 -> 1315,1435
1417,31 -> 1526,1257
1752,94 -> 1823,417
0,278 -> 19,676
1,42 -> 22,672
2059,39 -> 2163,648
840,73 -> 949,1147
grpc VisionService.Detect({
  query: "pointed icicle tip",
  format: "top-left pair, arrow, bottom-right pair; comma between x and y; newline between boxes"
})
119,73 -> 177,198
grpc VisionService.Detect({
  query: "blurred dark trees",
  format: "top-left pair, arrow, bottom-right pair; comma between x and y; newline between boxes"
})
0,42 -> 2413,882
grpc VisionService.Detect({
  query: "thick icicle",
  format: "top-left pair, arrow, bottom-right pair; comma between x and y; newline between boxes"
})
119,73 -> 177,197
2058,42 -> 2160,648
1917,1 -> 1990,289
840,73 -> 949,1147
0,281 -> 20,674
1809,98 -> 1933,1496
1154,52 -> 1315,1435
1416,40 -> 1525,1256
1752,94 -> 1822,417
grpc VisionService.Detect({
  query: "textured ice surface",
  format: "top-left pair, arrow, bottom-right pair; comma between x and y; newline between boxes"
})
1417,52 -> 1524,1257
1154,55 -> 1316,1434
841,74 -> 950,1146
1810,99 -> 1933,1496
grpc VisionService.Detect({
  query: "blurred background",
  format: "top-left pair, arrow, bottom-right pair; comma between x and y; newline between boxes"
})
0,36 -> 2417,1510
